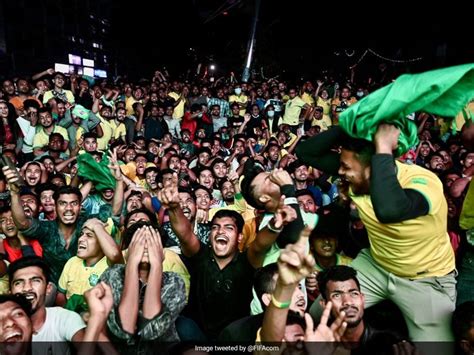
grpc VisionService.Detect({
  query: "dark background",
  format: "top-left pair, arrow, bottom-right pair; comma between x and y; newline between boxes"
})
1,0 -> 471,81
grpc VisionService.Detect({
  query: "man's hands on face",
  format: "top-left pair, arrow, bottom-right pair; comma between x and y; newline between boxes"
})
374,123 -> 400,154
145,226 -> 164,269
277,226 -> 315,287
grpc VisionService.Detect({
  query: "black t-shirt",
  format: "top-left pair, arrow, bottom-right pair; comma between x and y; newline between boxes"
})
183,243 -> 256,340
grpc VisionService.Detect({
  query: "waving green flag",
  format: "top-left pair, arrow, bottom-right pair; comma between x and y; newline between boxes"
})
339,63 -> 474,155
77,153 -> 116,191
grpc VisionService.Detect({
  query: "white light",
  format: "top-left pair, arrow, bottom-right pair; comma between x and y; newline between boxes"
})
54,63 -> 70,74
83,67 -> 94,76
210,64 -> 216,70
83,58 -> 94,67
68,54 -> 81,65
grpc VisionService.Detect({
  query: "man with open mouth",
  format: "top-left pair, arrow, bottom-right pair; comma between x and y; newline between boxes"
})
3,165 -> 85,287
0,294 -> 32,355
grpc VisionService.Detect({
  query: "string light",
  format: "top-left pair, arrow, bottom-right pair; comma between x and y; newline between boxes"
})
367,49 -> 423,63
349,48 -> 423,69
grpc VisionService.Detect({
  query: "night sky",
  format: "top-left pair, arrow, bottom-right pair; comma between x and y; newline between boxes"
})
109,0 -> 470,81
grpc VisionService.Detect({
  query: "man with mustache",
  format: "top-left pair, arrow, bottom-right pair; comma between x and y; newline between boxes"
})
317,266 -> 408,353
3,166 -> 84,286
161,187 -> 210,253
8,257 -> 86,354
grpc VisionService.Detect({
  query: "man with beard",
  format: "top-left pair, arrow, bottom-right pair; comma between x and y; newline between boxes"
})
297,124 -> 456,343
19,190 -> 40,220
3,167 -> 85,286
139,104 -> 169,141
317,266 -> 408,353
33,107 -> 69,156
35,133 -> 70,161
9,78 -> 42,116
428,152 -> 447,175
161,187 -> 210,253
208,172 -> 253,222
8,257 -> 86,353
264,143 -> 282,171
58,104 -> 102,150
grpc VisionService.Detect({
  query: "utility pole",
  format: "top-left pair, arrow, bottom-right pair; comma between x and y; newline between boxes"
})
241,0 -> 261,83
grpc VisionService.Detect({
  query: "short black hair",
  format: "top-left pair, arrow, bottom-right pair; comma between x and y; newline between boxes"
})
340,137 -> 375,167
453,301 -> 474,341
240,158 -> 266,209
52,185 -> 82,203
19,188 -> 39,204
287,160 -> 307,175
317,265 -> 360,301
123,207 -> 157,230
254,263 -> 278,309
286,310 -> 306,330
211,209 -> 245,234
35,183 -> 57,197
192,184 -> 212,199
8,256 -> 50,285
83,132 -> 97,140
0,294 -> 32,317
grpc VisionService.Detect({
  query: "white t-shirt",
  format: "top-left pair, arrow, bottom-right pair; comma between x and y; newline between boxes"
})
32,307 -> 85,355
16,116 -> 36,154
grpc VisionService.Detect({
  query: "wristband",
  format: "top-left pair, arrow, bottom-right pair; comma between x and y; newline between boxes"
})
267,219 -> 283,234
284,197 -> 297,205
271,295 -> 291,309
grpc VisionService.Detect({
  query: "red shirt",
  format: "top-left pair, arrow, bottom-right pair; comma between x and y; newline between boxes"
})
3,239 -> 43,262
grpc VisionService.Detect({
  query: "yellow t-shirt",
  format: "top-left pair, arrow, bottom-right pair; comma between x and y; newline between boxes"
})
97,116 -> 114,151
228,94 -> 249,116
33,125 -> 69,150
350,161 -> 455,278
168,92 -> 185,119
314,254 -> 352,272
317,97 -> 332,115
282,96 -> 306,126
301,92 -> 315,106
311,116 -> 332,131
109,120 -> 126,141
125,96 -> 140,116
42,90 -> 75,105
58,256 -> 109,299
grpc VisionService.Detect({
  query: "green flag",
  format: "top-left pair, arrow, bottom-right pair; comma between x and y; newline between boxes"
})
77,153 -> 116,191
340,63 -> 474,155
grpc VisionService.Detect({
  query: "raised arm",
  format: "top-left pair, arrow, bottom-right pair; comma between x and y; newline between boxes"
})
295,125 -> 344,176
2,167 -> 32,230
371,124 -> 429,223
108,149 -> 125,216
158,174 -> 201,257
118,228 -> 146,334
247,195 -> 297,268
261,227 -> 315,342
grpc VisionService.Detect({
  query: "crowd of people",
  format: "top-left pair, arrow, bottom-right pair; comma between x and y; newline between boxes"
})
0,63 -> 473,355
